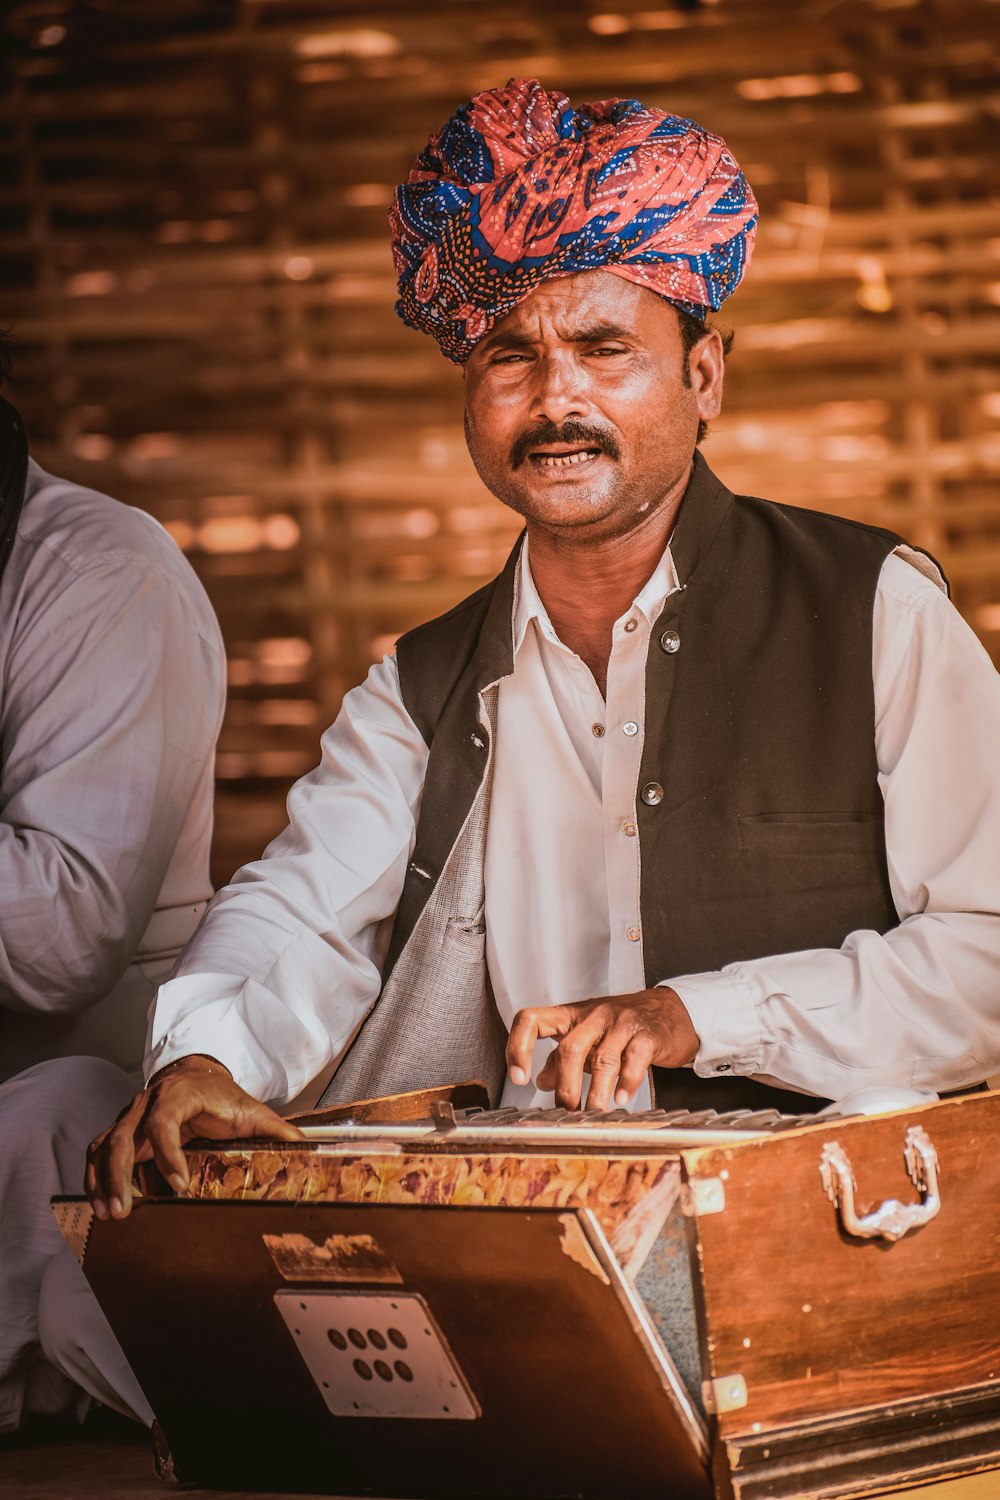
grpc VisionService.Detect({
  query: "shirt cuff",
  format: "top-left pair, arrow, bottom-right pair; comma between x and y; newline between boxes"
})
660,970 -> 762,1079
144,1023 -> 274,1099
144,974 -> 286,1102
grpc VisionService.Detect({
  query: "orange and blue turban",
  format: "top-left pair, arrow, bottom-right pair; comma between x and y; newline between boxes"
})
391,77 -> 759,363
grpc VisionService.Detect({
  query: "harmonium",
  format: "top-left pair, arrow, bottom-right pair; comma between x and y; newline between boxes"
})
56,1083 -> 1000,1500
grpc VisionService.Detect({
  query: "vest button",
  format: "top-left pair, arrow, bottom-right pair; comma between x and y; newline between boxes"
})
640,782 -> 664,806
659,629 -> 681,654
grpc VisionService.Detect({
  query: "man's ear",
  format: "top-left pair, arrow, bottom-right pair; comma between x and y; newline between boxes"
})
690,328 -> 726,425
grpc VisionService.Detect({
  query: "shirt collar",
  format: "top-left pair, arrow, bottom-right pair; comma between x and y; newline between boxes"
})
513,530 -> 681,656
25,458 -> 46,505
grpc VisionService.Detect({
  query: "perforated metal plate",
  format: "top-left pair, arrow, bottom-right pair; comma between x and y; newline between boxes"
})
274,1289 -> 480,1420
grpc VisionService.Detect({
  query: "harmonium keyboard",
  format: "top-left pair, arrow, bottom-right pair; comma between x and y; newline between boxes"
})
56,1083 -> 1000,1500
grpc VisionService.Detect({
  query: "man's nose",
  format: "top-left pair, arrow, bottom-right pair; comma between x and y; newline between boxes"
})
530,354 -> 588,426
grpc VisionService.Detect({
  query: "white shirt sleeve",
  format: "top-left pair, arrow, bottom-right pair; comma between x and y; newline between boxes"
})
146,656 -> 430,1104
0,554 -> 224,1016
672,551 -> 1000,1099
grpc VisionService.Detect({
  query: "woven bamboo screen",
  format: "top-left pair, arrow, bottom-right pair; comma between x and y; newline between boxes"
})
2,0 -> 999,881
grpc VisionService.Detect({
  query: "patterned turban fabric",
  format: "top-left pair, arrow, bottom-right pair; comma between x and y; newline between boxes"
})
391,77 -> 759,363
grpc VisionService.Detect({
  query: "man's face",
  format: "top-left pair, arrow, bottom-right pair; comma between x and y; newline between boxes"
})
463,270 -> 724,544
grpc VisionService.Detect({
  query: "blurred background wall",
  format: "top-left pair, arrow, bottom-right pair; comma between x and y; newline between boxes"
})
2,0 -> 998,884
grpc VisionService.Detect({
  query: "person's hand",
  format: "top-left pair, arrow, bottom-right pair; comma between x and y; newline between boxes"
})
506,988 -> 699,1110
85,1054 -> 304,1221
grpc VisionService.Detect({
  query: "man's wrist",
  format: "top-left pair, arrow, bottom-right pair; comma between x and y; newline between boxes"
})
145,1053 -> 233,1090
664,970 -> 762,1078
653,985 -> 700,1066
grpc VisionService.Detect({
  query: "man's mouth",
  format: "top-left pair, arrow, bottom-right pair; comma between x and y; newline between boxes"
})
528,445 -> 604,470
509,423 -> 620,470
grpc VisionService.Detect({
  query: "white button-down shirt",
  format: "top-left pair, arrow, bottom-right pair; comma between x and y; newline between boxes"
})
148,536 -> 1000,1107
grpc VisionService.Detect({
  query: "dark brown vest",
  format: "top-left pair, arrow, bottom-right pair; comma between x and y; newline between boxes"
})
390,454 -> 909,1112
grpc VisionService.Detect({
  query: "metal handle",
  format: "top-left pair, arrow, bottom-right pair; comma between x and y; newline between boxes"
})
820,1125 -> 941,1243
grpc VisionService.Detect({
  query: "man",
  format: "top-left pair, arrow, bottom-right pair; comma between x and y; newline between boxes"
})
0,370 -> 227,1429
74,79 -> 1000,1409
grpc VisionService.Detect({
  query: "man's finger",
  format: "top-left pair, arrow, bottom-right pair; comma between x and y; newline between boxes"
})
243,1102 -> 306,1144
535,1015 -> 601,1088
87,1095 -> 146,1218
104,1117 -> 141,1219
581,1024 -> 634,1112
539,1011 -> 609,1109
534,1004 -> 606,1084
84,1134 -> 110,1220
506,1005 -> 571,1086
145,1098 -> 191,1194
612,1033 -> 656,1108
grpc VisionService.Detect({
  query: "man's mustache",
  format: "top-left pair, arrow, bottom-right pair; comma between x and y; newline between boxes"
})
510,421 -> 621,469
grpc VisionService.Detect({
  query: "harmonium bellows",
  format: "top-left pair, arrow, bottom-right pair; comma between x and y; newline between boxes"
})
56,1085 -> 1000,1500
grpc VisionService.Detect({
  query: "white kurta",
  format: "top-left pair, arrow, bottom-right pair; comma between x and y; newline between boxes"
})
148,537 -> 1000,1106
0,462 -> 226,1079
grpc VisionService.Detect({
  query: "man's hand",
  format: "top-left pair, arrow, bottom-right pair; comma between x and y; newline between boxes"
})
85,1054 -> 304,1221
506,988 -> 699,1111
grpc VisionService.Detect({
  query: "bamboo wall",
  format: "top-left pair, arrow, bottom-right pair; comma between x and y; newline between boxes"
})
2,0 -> 998,881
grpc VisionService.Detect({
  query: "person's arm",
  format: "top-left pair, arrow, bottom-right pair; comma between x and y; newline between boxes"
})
508,553 -> 1000,1107
0,551 -> 224,1015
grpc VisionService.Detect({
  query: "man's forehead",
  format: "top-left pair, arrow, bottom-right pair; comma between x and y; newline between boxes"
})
475,271 -> 674,348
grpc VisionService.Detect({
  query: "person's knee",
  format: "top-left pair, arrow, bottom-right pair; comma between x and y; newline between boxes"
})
0,1056 -> 138,1187
20,1055 -> 135,1118
3,1055 -> 135,1133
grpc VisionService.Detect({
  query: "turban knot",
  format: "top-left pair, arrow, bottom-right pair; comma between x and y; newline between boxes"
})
391,78 -> 758,363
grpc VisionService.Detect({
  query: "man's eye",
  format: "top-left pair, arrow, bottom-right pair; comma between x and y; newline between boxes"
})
492,352 -> 530,365
591,345 -> 629,357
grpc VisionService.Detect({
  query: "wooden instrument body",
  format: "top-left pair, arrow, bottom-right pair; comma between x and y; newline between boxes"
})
60,1088 -> 1000,1498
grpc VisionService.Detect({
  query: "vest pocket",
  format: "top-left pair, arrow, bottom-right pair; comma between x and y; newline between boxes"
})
442,907 -> 487,964
738,811 -> 882,857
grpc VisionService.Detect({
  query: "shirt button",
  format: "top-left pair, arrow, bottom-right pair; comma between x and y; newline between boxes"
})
622,721 -> 639,737
592,723 -> 605,738
623,618 -> 638,633
660,629 -> 681,654
716,1063 -> 732,1074
641,782 -> 664,806
622,821 -> 636,837
626,926 -> 641,942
